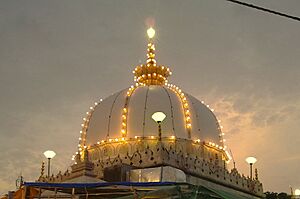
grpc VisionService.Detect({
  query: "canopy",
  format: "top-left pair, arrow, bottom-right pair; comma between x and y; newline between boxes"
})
21,181 -> 261,199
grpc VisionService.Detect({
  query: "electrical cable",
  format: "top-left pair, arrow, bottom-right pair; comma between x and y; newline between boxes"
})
224,0 -> 300,22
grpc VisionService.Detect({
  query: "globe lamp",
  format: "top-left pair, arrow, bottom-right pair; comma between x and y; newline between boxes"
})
44,150 -> 56,178
295,189 -> 300,196
152,112 -> 166,141
245,156 -> 257,180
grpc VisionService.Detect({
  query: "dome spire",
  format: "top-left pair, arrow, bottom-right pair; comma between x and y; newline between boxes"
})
146,27 -> 156,67
133,27 -> 172,86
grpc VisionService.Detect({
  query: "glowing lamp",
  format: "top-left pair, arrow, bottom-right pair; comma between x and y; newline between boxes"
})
295,189 -> 300,196
152,112 -> 166,123
246,157 -> 257,164
43,150 -> 56,179
147,27 -> 155,39
246,156 -> 257,180
152,112 -> 166,141
44,150 -> 56,159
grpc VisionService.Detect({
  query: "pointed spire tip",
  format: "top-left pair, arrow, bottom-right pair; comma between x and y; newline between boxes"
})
147,27 -> 155,39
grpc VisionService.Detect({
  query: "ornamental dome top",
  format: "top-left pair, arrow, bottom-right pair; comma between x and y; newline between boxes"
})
133,27 -> 172,86
73,27 -> 228,161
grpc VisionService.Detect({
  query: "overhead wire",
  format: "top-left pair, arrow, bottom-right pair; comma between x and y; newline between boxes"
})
224,0 -> 300,22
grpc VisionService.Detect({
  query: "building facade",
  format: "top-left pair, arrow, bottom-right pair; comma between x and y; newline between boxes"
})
34,28 -> 263,199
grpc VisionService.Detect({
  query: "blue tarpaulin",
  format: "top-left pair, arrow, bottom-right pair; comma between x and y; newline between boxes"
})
24,181 -> 178,188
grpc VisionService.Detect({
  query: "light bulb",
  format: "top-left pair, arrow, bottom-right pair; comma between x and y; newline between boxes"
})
147,27 -> 155,39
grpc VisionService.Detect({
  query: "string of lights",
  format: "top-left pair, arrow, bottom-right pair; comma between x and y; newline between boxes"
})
224,0 -> 300,22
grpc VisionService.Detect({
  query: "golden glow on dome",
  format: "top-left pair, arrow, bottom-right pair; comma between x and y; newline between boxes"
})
133,28 -> 171,85
147,27 -> 155,39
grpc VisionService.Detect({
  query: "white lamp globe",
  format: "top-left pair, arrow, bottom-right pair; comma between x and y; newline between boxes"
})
245,157 -> 257,164
44,150 -> 56,159
295,189 -> 300,196
152,112 -> 166,123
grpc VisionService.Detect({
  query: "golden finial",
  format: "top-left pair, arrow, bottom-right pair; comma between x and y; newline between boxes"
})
133,27 -> 172,86
146,29 -> 156,67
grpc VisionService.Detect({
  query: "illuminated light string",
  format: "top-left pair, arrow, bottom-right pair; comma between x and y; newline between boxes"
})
91,135 -> 178,146
166,85 -> 228,155
133,62 -> 171,86
206,141 -> 224,150
166,83 -> 192,138
204,141 -> 231,161
120,85 -> 137,138
217,118 -> 227,150
203,141 -> 230,159
89,135 -> 230,161
166,83 -> 227,147
93,135 -> 178,145
88,135 -> 228,159
198,99 -> 228,152
71,98 -> 103,161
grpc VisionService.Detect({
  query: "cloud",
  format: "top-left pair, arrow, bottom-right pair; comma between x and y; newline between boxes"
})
204,92 -> 300,192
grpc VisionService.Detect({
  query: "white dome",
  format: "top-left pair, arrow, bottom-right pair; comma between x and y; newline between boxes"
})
84,85 -> 223,147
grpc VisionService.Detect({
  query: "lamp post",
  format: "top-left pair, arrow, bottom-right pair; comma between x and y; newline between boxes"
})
43,150 -> 56,177
152,111 -> 166,182
245,156 -> 257,180
295,189 -> 300,197
151,112 -> 166,141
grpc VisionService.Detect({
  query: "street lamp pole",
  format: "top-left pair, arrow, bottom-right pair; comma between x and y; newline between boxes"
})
152,112 -> 166,141
158,121 -> 162,141
43,150 -> 56,178
152,111 -> 167,182
47,158 -> 51,177
245,157 -> 257,180
249,163 -> 253,179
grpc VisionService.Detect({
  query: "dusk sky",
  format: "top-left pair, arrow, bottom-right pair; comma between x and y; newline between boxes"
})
0,0 -> 300,194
